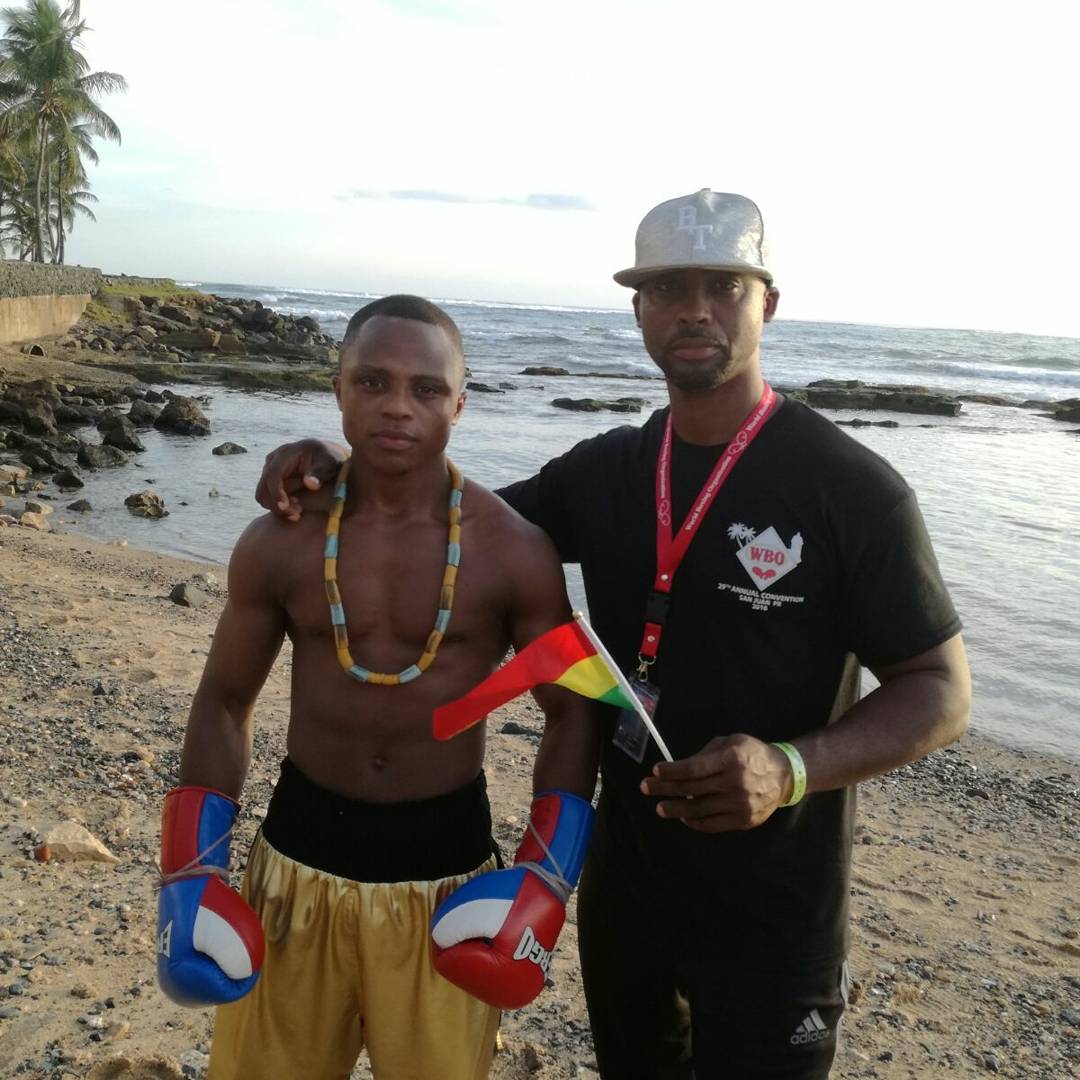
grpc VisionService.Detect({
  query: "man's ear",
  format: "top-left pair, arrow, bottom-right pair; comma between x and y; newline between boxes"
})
332,373 -> 343,409
451,390 -> 467,425
763,287 -> 780,323
632,291 -> 642,327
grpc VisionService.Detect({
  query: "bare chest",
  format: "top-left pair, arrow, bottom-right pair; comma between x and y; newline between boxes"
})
284,513 -> 508,663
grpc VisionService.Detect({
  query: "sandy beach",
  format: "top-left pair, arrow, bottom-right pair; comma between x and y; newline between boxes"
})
0,523 -> 1077,1080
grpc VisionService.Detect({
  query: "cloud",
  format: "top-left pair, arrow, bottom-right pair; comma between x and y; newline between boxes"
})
518,193 -> 595,211
374,0 -> 503,26
336,188 -> 595,211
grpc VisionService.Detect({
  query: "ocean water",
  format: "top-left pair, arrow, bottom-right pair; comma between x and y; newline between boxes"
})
60,283 -> 1080,762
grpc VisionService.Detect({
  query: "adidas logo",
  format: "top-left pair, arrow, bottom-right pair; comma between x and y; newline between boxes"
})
790,1009 -> 830,1045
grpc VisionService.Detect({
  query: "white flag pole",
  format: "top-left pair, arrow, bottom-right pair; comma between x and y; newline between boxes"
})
573,611 -> 674,762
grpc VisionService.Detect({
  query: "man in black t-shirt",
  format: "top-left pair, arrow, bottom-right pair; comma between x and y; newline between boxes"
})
256,190 -> 971,1079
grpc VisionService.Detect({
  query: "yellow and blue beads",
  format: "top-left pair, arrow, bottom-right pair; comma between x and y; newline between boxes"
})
323,459 -> 464,685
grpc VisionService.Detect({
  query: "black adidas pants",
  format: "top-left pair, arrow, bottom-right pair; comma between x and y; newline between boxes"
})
577,814 -> 848,1080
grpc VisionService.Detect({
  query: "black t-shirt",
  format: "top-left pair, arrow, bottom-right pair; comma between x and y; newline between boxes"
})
499,396 -> 961,964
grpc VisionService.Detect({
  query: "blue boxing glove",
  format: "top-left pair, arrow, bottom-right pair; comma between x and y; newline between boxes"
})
157,786 -> 264,1007
430,790 -> 594,1010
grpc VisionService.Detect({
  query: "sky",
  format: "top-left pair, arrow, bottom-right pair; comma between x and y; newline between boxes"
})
52,0 -> 1080,337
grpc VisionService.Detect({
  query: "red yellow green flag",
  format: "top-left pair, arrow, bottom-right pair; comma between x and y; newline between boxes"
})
433,618 -> 636,740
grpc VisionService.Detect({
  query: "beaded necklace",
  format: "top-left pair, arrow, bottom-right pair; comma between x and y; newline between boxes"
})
323,458 -> 463,685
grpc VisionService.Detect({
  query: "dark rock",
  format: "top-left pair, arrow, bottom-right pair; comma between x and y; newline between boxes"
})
500,720 -> 536,737
240,305 -> 275,331
67,499 -> 92,512
158,304 -> 197,326
6,378 -> 62,405
169,583 -> 208,608
498,382 -> 516,390
0,401 -> 24,423
552,397 -> 641,413
212,442 -> 247,456
466,382 -> 505,394
21,398 -> 57,437
18,442 -> 73,472
53,402 -> 98,425
836,418 -> 901,428
155,396 -> 211,436
128,399 -> 162,426
100,415 -> 146,453
124,490 -> 168,519
1046,399 -> 1080,423
144,389 -> 165,404
77,442 -> 128,469
52,468 -> 84,489
136,312 -> 187,334
808,378 -> 864,390
790,384 -> 963,417
522,366 -> 570,376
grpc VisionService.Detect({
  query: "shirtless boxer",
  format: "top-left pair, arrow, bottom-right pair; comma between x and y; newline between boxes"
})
155,295 -> 599,1080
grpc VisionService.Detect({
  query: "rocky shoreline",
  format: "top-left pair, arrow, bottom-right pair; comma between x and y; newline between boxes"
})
3,282 -> 1078,538
0,527 -> 1077,1080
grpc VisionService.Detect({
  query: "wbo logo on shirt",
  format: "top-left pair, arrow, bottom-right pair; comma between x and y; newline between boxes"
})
727,523 -> 803,592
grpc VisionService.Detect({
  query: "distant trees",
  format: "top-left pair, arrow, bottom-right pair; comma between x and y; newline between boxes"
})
0,0 -> 124,262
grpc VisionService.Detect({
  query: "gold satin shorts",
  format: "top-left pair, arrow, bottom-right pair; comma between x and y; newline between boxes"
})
207,832 -> 500,1080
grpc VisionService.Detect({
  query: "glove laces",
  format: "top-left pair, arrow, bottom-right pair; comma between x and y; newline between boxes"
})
516,819 -> 573,904
156,826 -> 233,889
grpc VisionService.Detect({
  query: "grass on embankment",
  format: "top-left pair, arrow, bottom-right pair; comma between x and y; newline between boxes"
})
84,279 -> 207,328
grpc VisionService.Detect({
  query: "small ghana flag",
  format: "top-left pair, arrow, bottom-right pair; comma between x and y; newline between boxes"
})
433,616 -> 636,740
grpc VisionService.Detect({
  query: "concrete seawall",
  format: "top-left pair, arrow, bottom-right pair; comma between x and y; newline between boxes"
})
0,292 -> 94,344
0,261 -> 103,345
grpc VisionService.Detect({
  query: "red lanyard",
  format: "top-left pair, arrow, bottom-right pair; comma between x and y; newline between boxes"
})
638,383 -> 778,669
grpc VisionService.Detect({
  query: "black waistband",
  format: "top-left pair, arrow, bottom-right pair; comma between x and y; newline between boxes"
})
260,757 -> 497,883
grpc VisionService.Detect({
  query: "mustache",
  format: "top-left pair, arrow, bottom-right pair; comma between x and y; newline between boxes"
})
669,330 -> 724,344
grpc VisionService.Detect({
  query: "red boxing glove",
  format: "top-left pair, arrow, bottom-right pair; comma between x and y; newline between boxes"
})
430,791 -> 594,1010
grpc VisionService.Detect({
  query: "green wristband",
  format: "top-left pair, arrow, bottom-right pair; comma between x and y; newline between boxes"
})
772,742 -> 807,807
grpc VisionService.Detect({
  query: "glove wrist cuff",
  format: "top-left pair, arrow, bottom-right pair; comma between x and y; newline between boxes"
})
513,789 -> 595,890
160,786 -> 240,877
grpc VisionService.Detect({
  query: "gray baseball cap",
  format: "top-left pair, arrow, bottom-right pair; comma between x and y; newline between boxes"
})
613,189 -> 773,288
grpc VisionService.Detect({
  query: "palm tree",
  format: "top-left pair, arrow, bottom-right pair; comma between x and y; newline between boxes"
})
46,114 -> 96,260
726,522 -> 757,548
0,126 -> 25,255
0,0 -> 124,261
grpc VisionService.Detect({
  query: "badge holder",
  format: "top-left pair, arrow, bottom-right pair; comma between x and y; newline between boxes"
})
613,660 -> 661,763
613,588 -> 668,763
